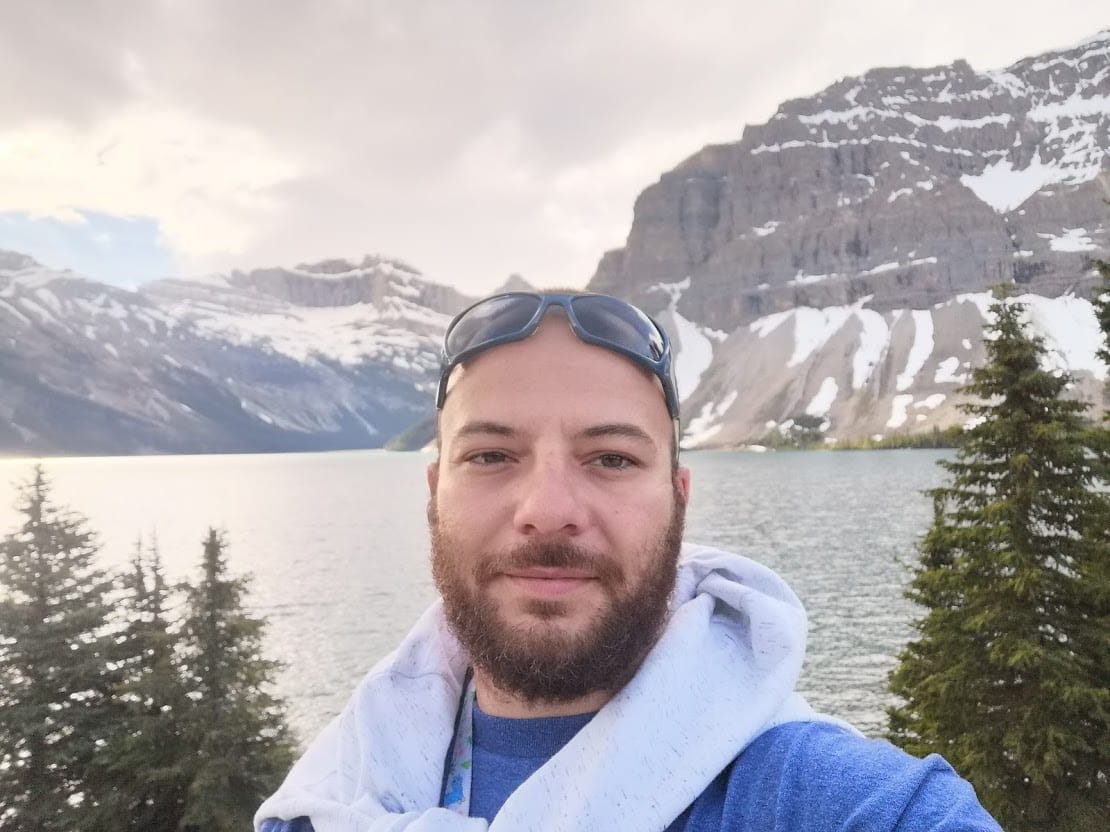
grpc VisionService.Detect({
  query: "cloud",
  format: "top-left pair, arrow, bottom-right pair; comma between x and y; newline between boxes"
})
0,0 -> 1104,292
0,107 -> 301,258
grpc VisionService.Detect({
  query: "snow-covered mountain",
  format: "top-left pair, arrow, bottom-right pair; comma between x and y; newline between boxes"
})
591,30 -> 1109,326
662,283 -> 1106,448
588,30 -> 1110,446
4,243 -> 1102,456
0,252 -> 469,454
3,32 -> 1108,455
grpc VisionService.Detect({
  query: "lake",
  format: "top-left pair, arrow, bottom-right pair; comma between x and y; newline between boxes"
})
0,448 -> 949,744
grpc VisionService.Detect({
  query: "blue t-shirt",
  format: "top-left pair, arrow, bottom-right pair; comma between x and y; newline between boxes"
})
260,710 -> 1001,831
467,703 -> 693,830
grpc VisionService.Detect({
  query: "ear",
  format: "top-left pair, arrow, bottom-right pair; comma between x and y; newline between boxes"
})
674,466 -> 692,505
426,461 -> 439,495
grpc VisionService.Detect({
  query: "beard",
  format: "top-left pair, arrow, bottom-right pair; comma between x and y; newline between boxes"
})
428,489 -> 685,706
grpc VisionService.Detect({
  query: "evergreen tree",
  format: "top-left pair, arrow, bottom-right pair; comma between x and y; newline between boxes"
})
1096,258 -> 1110,375
88,536 -> 192,832
1091,257 -> 1110,502
178,528 -> 294,832
0,466 -> 118,831
888,288 -> 1110,831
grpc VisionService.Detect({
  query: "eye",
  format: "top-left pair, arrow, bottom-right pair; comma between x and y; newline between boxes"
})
468,450 -> 511,466
592,453 -> 635,470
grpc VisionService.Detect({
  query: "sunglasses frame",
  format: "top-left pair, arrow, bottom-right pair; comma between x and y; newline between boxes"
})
436,292 -> 680,421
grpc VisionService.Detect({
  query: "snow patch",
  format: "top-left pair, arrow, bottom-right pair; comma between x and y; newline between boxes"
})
671,311 -> 714,401
934,356 -> 968,385
862,261 -> 899,275
896,311 -> 934,391
952,293 -> 995,319
914,394 -> 946,410
1028,92 -> 1110,123
852,309 -> 889,389
935,114 -> 1012,131
1038,227 -> 1096,252
651,277 -> 717,401
789,271 -> 838,286
959,158 -> 1051,213
750,310 -> 793,339
788,306 -> 854,367
805,377 -> 839,417
887,394 -> 914,429
683,390 -> 739,447
1022,293 -> 1107,381
941,292 -> 1106,381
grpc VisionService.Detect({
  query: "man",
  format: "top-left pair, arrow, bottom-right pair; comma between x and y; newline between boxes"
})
257,291 -> 1001,831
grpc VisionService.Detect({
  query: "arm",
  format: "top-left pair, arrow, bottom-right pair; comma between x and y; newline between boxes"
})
699,722 -> 1002,831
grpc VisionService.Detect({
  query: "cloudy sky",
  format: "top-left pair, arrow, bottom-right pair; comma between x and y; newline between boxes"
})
0,1 -> 1104,295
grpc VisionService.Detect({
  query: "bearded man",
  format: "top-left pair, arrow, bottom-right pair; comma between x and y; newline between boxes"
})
257,291 -> 1000,831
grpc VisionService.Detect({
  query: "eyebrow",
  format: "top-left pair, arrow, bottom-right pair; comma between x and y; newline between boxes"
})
452,420 -> 656,446
455,420 -> 518,438
576,423 -> 656,446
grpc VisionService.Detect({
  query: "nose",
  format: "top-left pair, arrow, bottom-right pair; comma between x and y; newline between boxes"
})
512,454 -> 587,537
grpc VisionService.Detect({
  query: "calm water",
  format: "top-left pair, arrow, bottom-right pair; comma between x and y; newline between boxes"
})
0,449 -> 948,743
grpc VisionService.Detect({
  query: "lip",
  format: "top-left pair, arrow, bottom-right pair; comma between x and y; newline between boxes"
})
502,568 -> 596,598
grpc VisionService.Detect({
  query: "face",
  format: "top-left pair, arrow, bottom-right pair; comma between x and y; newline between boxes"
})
428,313 -> 692,704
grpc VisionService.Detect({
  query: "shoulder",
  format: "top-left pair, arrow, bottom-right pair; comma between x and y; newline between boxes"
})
687,721 -> 1001,832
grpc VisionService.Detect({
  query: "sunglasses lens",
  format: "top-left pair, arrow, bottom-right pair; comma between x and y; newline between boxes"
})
571,295 -> 665,361
446,294 -> 543,357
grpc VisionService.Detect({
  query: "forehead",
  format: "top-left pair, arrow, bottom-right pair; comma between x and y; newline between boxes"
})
440,313 -> 671,435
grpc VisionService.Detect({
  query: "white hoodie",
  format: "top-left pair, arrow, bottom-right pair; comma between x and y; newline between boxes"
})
255,544 -> 844,832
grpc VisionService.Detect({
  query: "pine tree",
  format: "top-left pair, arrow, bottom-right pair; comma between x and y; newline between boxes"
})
888,288 -> 1110,831
1094,257 -> 1110,440
0,466 -> 119,831
178,528 -> 294,832
88,536 -> 192,831
1091,257 -> 1110,520
1096,259 -> 1110,374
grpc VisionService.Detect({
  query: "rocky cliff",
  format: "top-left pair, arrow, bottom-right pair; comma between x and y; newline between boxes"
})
589,31 -> 1109,332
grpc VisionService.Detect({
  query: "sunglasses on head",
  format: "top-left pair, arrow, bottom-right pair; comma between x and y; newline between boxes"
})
437,292 -> 680,420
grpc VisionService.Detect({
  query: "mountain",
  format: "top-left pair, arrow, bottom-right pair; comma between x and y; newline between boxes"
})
0,253 -> 470,455
588,30 -> 1110,447
2,32 -> 1108,455
590,30 -> 1109,325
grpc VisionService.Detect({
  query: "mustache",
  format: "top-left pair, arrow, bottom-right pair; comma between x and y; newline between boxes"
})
474,539 -> 624,587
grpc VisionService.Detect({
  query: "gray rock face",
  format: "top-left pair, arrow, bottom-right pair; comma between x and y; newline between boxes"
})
227,256 -> 472,313
589,31 -> 1110,334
